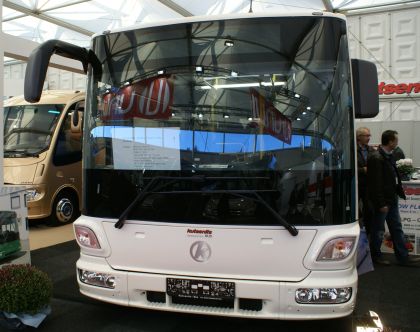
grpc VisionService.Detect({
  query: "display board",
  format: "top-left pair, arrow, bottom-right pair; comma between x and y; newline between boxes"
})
381,180 -> 420,256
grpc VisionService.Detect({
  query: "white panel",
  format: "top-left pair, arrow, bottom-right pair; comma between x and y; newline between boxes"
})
347,16 -> 360,59
391,8 -> 419,80
361,14 -> 390,81
3,65 -> 11,80
366,101 -> 392,122
390,100 -> 420,121
47,68 -> 60,90
412,122 -> 420,166
4,79 -> 24,97
59,70 -> 73,90
73,73 -> 87,91
3,33 -> 84,74
11,64 -> 23,79
384,121 -> 414,162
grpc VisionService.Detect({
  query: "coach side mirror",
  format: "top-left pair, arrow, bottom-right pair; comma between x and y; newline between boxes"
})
24,40 -> 101,103
351,59 -> 379,119
71,102 -> 84,137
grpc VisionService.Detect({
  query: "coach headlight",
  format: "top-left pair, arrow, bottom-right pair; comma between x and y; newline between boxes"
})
317,236 -> 356,261
74,225 -> 101,249
295,287 -> 352,304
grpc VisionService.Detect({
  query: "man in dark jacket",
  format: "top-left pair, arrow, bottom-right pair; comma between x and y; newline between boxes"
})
367,130 -> 420,266
356,127 -> 374,235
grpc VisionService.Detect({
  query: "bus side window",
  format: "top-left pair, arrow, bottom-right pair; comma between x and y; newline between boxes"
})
53,102 -> 83,166
4,107 -> 20,134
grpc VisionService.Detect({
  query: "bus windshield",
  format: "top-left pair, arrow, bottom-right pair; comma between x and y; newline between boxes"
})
4,104 -> 64,156
84,16 -> 355,226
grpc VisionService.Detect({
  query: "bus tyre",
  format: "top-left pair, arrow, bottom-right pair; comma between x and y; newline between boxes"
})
47,191 -> 79,227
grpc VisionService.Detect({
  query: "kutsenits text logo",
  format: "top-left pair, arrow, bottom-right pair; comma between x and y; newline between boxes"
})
187,229 -> 212,236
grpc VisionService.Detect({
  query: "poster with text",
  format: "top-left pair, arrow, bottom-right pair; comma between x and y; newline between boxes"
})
381,183 -> 420,255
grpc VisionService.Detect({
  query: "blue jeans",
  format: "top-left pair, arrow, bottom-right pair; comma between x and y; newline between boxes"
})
370,199 -> 408,263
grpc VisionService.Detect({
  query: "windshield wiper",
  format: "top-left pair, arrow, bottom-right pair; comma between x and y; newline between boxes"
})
251,191 -> 298,236
155,186 -> 298,236
115,175 -> 207,229
115,175 -> 271,229
115,174 -> 298,236
195,189 -> 298,236
190,188 -> 298,236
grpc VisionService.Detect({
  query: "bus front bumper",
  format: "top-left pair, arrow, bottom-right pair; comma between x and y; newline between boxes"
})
76,254 -> 357,320
27,201 -> 50,220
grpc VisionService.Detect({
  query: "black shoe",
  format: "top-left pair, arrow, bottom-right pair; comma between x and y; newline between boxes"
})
372,257 -> 391,266
398,256 -> 420,266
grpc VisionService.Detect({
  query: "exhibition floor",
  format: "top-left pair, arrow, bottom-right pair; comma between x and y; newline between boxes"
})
29,223 -> 75,250
21,228 -> 420,332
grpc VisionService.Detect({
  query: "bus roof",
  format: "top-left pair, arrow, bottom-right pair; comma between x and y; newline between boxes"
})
4,90 -> 85,107
92,11 -> 346,39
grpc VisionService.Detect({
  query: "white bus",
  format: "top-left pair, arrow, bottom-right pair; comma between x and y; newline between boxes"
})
24,12 -> 378,319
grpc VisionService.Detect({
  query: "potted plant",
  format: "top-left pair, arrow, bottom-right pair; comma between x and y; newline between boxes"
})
0,264 -> 53,330
396,158 -> 415,181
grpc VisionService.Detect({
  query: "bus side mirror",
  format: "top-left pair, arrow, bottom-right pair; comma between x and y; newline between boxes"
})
24,39 -> 101,103
71,110 -> 83,137
351,59 -> 379,119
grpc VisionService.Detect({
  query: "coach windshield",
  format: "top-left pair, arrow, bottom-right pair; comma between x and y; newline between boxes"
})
83,16 -> 355,226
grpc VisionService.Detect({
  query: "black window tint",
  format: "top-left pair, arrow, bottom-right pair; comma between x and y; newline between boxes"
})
53,103 -> 82,166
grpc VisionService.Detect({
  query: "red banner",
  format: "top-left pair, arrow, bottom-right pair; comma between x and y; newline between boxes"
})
250,89 -> 292,144
99,77 -> 174,120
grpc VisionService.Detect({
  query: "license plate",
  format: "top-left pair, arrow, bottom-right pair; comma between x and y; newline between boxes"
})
167,278 -> 235,300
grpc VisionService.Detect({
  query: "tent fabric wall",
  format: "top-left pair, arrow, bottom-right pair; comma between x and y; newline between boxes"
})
3,1 -> 420,164
350,5 -> 420,165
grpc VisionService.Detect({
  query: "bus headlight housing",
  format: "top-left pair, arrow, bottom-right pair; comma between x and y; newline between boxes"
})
317,237 -> 356,261
26,189 -> 41,201
74,225 -> 101,249
78,269 -> 116,289
295,287 -> 352,304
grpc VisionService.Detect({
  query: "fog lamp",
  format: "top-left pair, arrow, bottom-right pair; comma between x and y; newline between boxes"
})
78,268 -> 116,289
295,287 -> 352,304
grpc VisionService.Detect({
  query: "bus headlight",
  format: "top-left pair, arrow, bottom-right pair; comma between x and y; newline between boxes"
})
295,287 -> 352,304
78,269 -> 116,289
317,237 -> 356,261
26,189 -> 41,201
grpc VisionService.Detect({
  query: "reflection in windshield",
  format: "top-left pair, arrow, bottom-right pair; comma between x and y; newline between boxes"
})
90,125 -> 332,171
83,16 -> 355,227
3,104 -> 63,155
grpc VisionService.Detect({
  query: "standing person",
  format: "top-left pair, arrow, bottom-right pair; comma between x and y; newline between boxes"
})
367,130 -> 420,266
356,127 -> 374,235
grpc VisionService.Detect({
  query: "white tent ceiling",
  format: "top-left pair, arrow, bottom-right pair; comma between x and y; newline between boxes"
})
2,0 -> 417,57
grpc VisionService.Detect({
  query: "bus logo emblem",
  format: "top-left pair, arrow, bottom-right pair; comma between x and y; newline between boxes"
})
190,241 -> 211,262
